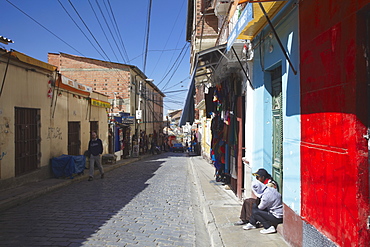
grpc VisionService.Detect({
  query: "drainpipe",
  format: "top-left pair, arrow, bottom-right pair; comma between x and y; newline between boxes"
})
0,50 -> 12,99
237,96 -> 243,199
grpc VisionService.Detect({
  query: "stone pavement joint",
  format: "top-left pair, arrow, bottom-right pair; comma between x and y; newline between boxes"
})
188,156 -> 224,247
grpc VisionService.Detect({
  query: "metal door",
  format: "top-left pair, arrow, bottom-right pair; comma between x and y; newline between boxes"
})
68,122 -> 80,155
90,121 -> 98,136
271,66 -> 283,192
14,107 -> 40,176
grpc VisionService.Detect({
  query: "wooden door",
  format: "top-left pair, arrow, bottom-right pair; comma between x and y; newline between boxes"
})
68,122 -> 80,155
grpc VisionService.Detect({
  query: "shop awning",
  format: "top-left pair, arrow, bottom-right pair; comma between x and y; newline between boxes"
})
179,70 -> 196,126
227,0 -> 286,51
91,98 -> 111,108
55,75 -> 91,96
194,44 -> 227,85
179,44 -> 227,126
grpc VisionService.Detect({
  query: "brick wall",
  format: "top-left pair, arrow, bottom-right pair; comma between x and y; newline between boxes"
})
48,53 -> 131,113
195,0 -> 218,37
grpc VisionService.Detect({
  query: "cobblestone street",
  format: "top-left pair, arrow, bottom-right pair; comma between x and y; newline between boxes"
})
0,153 -> 205,247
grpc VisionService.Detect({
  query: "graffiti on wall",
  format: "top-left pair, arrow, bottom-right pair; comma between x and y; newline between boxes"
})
47,127 -> 63,140
0,151 -> 7,160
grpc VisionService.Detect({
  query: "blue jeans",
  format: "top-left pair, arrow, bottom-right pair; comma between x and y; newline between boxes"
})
249,204 -> 283,229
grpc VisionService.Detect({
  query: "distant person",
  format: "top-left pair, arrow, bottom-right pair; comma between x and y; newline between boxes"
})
88,131 -> 104,181
150,138 -> 155,155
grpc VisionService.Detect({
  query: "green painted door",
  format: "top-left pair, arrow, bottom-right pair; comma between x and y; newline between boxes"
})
271,66 -> 283,192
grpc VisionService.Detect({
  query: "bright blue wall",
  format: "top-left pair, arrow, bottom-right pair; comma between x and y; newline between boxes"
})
250,5 -> 301,214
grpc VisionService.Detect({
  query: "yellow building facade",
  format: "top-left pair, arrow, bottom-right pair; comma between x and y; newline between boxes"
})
0,49 -> 109,189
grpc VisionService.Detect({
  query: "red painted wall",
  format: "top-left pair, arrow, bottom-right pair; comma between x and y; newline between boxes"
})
300,1 -> 370,246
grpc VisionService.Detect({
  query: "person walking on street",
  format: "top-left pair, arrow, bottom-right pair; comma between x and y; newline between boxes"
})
88,131 -> 104,181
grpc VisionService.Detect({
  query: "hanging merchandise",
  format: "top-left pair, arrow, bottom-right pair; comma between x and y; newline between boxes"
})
205,87 -> 215,118
208,68 -> 244,187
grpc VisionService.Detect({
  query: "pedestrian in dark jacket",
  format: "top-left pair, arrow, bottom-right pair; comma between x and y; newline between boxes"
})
88,131 -> 104,181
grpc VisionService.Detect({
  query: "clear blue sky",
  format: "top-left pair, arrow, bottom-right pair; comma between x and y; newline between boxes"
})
1,0 -> 190,113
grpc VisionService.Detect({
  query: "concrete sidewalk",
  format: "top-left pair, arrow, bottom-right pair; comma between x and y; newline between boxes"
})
189,155 -> 290,247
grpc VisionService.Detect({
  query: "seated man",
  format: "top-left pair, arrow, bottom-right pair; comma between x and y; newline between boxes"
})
253,168 -> 279,191
234,168 -> 278,225
243,180 -> 283,234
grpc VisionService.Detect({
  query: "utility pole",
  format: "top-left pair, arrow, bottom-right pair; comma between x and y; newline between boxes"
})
136,81 -> 143,155
152,91 -> 155,135
145,78 -> 154,135
134,81 -> 137,137
144,84 -> 146,135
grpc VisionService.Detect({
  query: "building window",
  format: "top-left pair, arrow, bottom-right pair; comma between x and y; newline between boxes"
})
105,83 -> 108,86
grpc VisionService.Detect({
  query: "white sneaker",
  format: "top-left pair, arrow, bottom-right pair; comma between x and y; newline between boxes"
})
260,226 -> 276,234
243,223 -> 256,230
234,220 -> 247,225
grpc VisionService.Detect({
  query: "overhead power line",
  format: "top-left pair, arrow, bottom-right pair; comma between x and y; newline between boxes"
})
143,0 -> 153,73
67,0 -> 110,61
106,0 -> 130,62
156,43 -> 188,87
159,43 -> 189,91
87,0 -> 119,62
94,0 -> 126,63
162,89 -> 188,94
149,0 -> 186,77
58,0 -> 107,60
5,0 -> 85,56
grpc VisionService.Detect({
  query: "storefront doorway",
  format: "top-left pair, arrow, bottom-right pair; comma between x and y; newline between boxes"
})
270,66 -> 283,192
14,107 -> 40,176
68,121 -> 80,155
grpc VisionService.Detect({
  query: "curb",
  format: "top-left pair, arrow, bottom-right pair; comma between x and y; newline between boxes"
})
0,155 -> 150,212
189,157 -> 224,247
